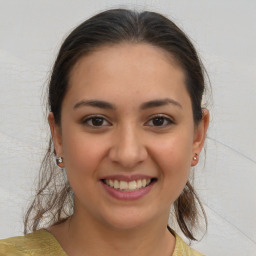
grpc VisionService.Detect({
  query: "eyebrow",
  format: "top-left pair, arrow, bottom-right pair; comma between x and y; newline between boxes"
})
140,98 -> 182,110
73,98 -> 182,110
73,100 -> 116,110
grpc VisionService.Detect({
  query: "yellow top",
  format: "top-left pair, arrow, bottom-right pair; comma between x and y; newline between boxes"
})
0,229 -> 204,256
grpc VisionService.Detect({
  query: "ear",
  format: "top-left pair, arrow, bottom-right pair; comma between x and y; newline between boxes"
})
48,112 -> 63,158
191,109 -> 210,166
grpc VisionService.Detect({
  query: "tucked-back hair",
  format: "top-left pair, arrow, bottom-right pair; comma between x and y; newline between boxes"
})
24,8 -> 207,240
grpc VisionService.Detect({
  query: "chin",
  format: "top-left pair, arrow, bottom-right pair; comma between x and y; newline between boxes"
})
99,207 -> 155,231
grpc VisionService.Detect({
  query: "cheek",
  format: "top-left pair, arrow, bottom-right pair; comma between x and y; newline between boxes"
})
61,129 -> 107,179
154,131 -> 193,168
151,132 -> 193,198
61,132 -> 109,204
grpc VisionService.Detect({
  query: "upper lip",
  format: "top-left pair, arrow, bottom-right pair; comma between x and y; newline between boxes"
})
100,174 -> 155,182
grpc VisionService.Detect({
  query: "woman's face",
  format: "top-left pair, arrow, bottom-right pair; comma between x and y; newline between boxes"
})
49,43 -> 208,230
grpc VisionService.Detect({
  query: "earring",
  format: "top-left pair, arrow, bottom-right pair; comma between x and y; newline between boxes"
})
56,156 -> 64,168
193,153 -> 198,161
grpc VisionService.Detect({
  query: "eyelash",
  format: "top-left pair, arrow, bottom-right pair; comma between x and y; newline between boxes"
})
145,114 -> 174,128
82,114 -> 174,128
82,115 -> 111,128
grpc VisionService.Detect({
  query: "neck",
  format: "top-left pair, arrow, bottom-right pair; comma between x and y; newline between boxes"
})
55,211 -> 175,256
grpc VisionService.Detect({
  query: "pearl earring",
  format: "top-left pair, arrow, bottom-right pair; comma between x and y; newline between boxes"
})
193,153 -> 198,161
56,156 -> 64,168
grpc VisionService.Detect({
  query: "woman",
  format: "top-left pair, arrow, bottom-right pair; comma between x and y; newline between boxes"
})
0,9 -> 209,255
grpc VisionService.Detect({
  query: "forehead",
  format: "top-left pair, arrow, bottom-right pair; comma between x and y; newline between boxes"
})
70,42 -> 181,82
66,43 -> 191,109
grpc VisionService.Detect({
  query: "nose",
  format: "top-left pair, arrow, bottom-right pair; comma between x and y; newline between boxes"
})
108,124 -> 148,169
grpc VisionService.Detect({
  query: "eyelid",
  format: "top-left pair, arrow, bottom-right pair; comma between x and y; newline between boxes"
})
82,114 -> 112,127
145,114 -> 174,127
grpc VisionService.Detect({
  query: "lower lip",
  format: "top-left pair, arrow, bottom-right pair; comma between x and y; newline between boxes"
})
101,181 -> 155,200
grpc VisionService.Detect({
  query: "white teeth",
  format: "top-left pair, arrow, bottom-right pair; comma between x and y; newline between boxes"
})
128,181 -> 137,190
120,181 -> 128,190
105,178 -> 152,191
114,180 -> 119,189
109,180 -> 114,187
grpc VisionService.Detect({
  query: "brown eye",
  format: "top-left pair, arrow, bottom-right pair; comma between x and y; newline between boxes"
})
83,115 -> 111,127
152,117 -> 165,126
91,117 -> 104,126
146,115 -> 173,127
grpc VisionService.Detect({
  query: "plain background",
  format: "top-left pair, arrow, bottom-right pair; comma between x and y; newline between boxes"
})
0,1 -> 255,255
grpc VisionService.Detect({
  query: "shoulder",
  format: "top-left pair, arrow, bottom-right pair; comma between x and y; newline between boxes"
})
0,229 -> 67,256
172,231 -> 205,256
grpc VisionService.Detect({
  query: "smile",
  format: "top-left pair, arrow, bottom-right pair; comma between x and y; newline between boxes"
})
103,178 -> 153,191
100,175 -> 157,200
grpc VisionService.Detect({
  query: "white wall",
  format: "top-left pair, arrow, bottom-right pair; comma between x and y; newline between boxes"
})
0,1 -> 255,255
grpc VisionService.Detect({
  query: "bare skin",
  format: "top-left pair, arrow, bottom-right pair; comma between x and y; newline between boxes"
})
48,214 -> 175,256
48,43 -> 209,256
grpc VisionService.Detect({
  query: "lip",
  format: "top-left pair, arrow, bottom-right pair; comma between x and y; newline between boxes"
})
99,174 -> 155,182
100,176 -> 156,201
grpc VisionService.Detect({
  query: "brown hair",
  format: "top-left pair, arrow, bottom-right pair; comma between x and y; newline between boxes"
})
24,8 -> 208,240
